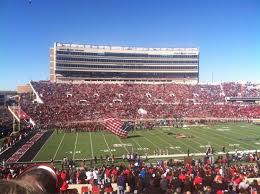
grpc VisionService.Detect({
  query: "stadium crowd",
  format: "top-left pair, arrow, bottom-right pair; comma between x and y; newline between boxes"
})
0,125 -> 33,154
20,82 -> 260,130
1,81 -> 260,193
0,152 -> 260,193
0,107 -> 13,138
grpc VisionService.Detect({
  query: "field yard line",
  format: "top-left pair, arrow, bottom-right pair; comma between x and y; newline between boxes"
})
136,131 -> 160,149
170,131 -> 205,148
246,126 -> 260,135
199,127 -> 250,149
242,130 -> 260,136
233,126 -> 260,136
32,130 -> 55,161
53,133 -> 66,160
148,130 -> 198,153
159,131 -> 214,151
102,132 -> 112,156
89,132 -> 94,159
187,128 -> 225,149
221,126 -> 260,137
165,130 -> 201,153
117,137 -> 129,154
200,127 -> 251,149
142,149 -> 259,159
73,132 -> 78,160
155,131 -> 187,154
131,138 -> 143,149
147,131 -> 176,147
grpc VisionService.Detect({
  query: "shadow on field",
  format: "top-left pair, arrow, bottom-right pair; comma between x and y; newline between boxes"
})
127,135 -> 142,138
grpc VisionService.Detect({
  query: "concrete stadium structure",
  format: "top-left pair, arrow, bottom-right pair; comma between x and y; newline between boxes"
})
50,42 -> 199,83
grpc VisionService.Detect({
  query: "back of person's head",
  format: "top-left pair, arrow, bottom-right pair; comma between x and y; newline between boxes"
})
0,179 -> 44,194
16,165 -> 58,194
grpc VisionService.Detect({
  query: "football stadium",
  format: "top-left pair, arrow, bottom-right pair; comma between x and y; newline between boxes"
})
1,41 -> 260,193
1,1 -> 260,192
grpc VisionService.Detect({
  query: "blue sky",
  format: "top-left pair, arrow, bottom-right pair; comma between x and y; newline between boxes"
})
0,0 -> 259,90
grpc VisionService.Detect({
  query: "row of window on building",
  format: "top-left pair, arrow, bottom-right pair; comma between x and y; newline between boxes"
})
56,63 -> 198,70
56,57 -> 198,64
56,51 -> 198,59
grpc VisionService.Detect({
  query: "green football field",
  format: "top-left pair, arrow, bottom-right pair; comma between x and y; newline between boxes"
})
33,122 -> 260,161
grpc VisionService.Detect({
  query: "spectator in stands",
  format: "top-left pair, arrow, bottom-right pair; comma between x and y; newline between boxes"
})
0,153 -> 259,193
117,172 -> 126,194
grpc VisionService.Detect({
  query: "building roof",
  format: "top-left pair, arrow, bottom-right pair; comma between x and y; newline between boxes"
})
54,42 -> 199,55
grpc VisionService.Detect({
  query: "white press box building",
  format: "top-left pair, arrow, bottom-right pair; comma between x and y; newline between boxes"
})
50,42 -> 199,83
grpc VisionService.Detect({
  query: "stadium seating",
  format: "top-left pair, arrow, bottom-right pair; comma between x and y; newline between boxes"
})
0,154 -> 259,193
19,81 -> 260,130
0,107 -> 13,138
1,81 -> 259,193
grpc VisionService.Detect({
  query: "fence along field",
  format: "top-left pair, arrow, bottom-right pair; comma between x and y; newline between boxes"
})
33,122 -> 260,162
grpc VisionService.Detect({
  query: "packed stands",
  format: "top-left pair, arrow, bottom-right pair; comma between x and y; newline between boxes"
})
0,126 -> 33,154
0,105 -> 36,155
0,152 -> 260,193
222,83 -> 260,98
0,107 -> 13,138
20,81 -> 260,130
0,81 -> 260,193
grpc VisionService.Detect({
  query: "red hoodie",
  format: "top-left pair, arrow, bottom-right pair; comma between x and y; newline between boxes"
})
194,176 -> 203,185
60,181 -> 68,191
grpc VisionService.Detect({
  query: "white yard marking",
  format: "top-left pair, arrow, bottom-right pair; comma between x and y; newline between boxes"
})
137,147 -> 149,151
188,128 -> 224,150
73,132 -> 79,160
131,138 -> 143,150
169,146 -> 181,149
113,143 -> 132,147
89,132 -> 94,159
216,128 -> 231,131
229,144 -> 240,147
117,136 -> 129,154
100,149 -> 116,153
199,127 -> 250,149
136,131 -> 160,149
33,130 -> 55,161
160,129 -> 204,153
102,132 -> 112,156
148,131 -> 181,150
200,145 -> 211,148
148,131 -> 188,154
53,133 -> 66,160
141,149 -> 259,159
234,127 -> 260,136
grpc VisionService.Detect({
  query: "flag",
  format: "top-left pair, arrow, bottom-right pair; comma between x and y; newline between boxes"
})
103,117 -> 130,138
138,108 -> 147,115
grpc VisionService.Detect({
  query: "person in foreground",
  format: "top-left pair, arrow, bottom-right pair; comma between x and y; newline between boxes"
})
0,164 -> 58,194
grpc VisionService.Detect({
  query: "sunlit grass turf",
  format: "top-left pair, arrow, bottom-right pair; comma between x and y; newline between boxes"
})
33,122 -> 260,162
